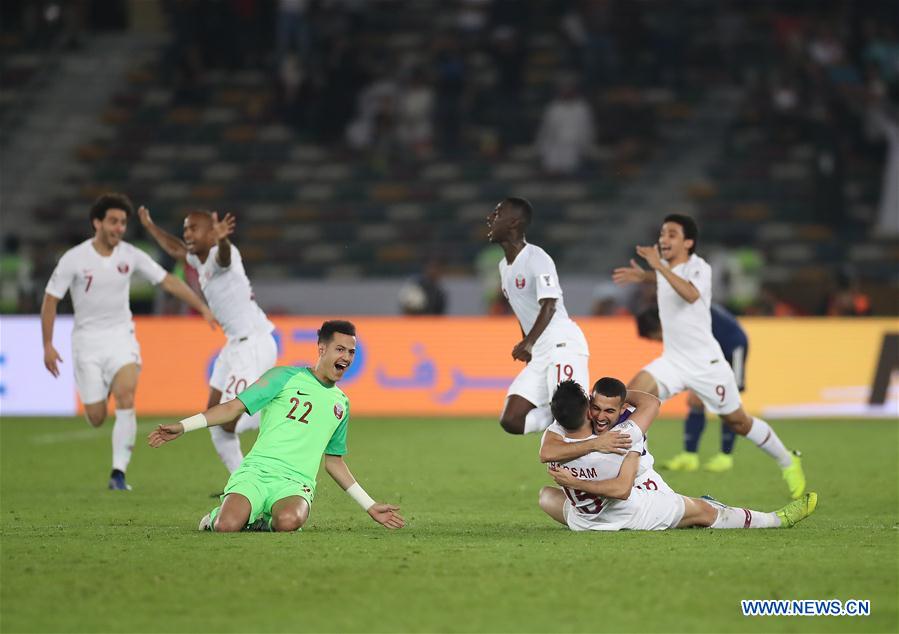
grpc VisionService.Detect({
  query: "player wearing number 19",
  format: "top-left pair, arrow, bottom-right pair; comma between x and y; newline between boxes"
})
148,320 -> 405,533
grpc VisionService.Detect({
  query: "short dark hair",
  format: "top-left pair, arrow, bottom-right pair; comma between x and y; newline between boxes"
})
550,380 -> 589,431
592,377 -> 627,403
90,193 -> 134,224
636,307 -> 662,339
503,197 -> 533,228
663,214 -> 698,254
318,320 -> 357,344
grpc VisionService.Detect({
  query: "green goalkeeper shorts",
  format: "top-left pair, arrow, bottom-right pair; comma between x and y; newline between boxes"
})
216,461 -> 315,524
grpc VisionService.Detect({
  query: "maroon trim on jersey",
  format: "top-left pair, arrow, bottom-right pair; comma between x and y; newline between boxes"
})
743,508 -> 752,528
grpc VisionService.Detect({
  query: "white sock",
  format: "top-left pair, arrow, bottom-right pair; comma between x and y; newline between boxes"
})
523,405 -> 553,434
209,425 -> 243,473
234,412 -> 260,434
711,506 -> 781,529
111,408 -> 137,473
744,417 -> 792,468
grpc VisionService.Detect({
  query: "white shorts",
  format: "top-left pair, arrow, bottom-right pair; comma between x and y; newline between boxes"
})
507,344 -> 590,408
642,355 -> 742,415
72,329 -> 142,405
210,331 -> 278,401
634,468 -> 675,495
563,488 -> 685,531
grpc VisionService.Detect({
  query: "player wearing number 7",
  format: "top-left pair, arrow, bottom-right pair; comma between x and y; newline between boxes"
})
612,214 -> 806,499
148,320 -> 405,533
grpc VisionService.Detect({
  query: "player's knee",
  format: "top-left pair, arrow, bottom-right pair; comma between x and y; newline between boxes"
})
213,514 -> 245,533
113,393 -> 135,409
271,510 -> 306,532
499,416 -> 524,435
85,409 -> 106,427
538,486 -> 555,510
722,411 -> 751,435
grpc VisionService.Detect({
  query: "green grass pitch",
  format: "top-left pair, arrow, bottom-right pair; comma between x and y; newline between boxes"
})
1,416 -> 897,633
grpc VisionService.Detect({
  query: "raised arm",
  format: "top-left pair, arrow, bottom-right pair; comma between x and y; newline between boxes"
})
635,245 -> 700,303
159,273 -> 217,329
624,390 -> 662,434
512,298 -> 556,362
324,454 -> 405,529
147,397 -> 248,446
211,212 -> 236,268
138,205 -> 188,262
40,293 -> 63,377
539,429 -> 631,463
549,452 -> 640,500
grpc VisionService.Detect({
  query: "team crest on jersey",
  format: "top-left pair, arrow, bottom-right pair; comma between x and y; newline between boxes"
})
117,262 -> 130,274
333,403 -> 344,419
514,274 -> 526,289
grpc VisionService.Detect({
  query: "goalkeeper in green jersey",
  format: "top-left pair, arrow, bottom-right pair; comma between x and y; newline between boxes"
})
148,320 -> 405,532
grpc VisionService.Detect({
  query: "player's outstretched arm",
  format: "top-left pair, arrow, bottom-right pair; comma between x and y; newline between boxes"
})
548,452 -> 640,500
539,429 -> 631,463
624,390 -> 662,434
147,398 -> 247,447
138,206 -> 189,262
612,259 -> 655,286
324,455 -> 405,529
40,293 -> 63,377
211,212 -> 236,268
159,274 -> 218,329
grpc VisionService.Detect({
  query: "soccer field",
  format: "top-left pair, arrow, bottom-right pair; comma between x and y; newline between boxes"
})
1,416 -> 896,633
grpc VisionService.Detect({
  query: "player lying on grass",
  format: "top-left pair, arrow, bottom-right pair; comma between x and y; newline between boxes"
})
538,380 -> 817,531
148,320 -> 405,533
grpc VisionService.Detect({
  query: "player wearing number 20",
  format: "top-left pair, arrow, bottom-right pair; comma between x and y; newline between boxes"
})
41,193 -> 216,491
139,206 -> 276,475
486,197 -> 590,435
613,214 -> 806,499
148,321 -> 405,533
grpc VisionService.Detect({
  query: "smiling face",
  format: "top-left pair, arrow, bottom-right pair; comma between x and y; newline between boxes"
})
182,212 -> 214,255
589,392 -> 626,432
316,332 -> 356,383
92,209 -> 128,248
658,221 -> 693,264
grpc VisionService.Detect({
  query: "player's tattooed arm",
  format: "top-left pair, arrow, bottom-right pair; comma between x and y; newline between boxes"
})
548,452 -> 640,500
612,258 -> 655,286
211,212 -> 236,268
513,298 -> 556,362
539,430 -> 631,463
138,206 -> 189,262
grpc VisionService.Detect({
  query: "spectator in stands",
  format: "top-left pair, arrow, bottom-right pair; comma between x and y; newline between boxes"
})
0,235 -> 35,313
399,257 -> 447,315
590,282 -> 631,316
396,69 -> 435,159
536,78 -> 596,175
826,270 -> 872,316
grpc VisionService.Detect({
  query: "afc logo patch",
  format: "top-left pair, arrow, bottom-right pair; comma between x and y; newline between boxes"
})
514,274 -> 526,289
117,262 -> 130,274
334,403 -> 344,419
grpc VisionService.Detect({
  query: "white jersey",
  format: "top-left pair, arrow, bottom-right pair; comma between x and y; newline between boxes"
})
45,239 -> 167,336
542,416 -> 665,521
657,253 -> 725,367
499,243 -> 587,356
186,244 -> 273,340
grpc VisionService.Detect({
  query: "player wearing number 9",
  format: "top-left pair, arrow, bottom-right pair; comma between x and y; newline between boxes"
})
147,320 -> 405,533
612,214 -> 806,500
